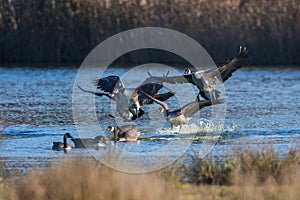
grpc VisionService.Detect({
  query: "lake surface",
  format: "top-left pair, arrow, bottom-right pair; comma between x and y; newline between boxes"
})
0,66 -> 299,174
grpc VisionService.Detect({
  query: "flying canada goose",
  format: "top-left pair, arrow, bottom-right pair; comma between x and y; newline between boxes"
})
52,133 -> 73,151
77,76 -> 175,121
106,125 -> 140,142
140,90 -> 224,130
144,46 -> 249,101
71,135 -> 107,149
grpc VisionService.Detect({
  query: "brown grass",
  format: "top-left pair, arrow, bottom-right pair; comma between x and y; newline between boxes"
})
236,148 -> 300,185
0,147 -> 299,200
6,159 -> 177,200
180,147 -> 300,186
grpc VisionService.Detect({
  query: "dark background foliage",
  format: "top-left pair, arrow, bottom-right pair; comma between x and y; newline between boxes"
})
0,0 -> 299,65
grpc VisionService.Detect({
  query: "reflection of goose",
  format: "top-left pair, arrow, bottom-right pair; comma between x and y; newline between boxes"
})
140,90 -> 224,130
52,133 -> 73,151
106,125 -> 140,142
144,46 -> 249,101
71,135 -> 106,148
77,76 -> 174,121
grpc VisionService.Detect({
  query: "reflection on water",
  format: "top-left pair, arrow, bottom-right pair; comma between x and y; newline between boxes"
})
0,66 -> 300,173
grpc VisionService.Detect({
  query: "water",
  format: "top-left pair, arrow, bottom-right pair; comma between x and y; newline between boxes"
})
0,66 -> 300,174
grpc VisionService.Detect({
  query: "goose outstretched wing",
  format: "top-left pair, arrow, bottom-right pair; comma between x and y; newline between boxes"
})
139,90 -> 170,111
181,99 -> 225,118
154,91 -> 175,102
142,74 -> 194,85
92,76 -> 125,93
207,46 -> 249,83
77,85 -> 113,99
136,83 -> 164,106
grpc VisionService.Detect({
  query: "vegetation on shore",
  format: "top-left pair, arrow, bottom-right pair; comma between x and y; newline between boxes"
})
0,147 -> 299,199
0,0 -> 299,65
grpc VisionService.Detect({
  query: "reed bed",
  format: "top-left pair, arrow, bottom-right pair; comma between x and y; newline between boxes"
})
2,159 -> 177,200
180,147 -> 300,186
0,147 -> 299,199
0,0 -> 299,65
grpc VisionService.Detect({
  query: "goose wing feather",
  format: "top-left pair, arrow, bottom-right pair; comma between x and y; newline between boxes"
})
92,76 -> 124,93
182,99 -> 225,118
139,90 -> 169,111
136,83 -> 163,106
143,74 -> 194,85
118,125 -> 137,132
206,46 -> 249,82
77,85 -> 113,99
154,91 -> 175,102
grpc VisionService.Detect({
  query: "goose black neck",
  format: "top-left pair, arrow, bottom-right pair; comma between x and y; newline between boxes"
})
63,135 -> 68,148
165,110 -> 170,117
113,129 -> 118,143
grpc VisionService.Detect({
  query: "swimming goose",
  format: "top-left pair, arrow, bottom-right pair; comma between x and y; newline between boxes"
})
140,90 -> 224,130
106,125 -> 140,142
78,76 -> 175,121
144,46 -> 249,101
71,135 -> 107,149
52,133 -> 73,151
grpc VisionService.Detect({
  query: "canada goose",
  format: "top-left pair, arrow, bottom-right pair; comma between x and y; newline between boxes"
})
77,76 -> 175,121
52,133 -> 73,151
144,46 -> 249,101
106,125 -> 140,142
140,90 -> 224,130
71,135 -> 107,149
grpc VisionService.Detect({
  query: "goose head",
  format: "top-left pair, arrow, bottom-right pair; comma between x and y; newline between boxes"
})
106,126 -> 116,132
64,133 -> 73,139
106,126 -> 118,142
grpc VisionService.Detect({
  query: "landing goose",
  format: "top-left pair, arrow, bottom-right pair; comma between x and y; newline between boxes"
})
144,46 -> 249,100
140,90 -> 224,130
52,133 -> 73,151
71,135 -> 106,149
78,76 -> 175,121
106,125 -> 139,142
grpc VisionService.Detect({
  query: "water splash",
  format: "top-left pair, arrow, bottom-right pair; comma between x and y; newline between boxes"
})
157,118 -> 226,134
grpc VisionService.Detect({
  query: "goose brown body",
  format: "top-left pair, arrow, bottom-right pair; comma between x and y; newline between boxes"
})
106,125 -> 139,142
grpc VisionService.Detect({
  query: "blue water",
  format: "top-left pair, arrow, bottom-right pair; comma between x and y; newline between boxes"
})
0,66 -> 299,173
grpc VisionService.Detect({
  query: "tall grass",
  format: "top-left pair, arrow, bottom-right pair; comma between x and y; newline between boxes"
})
0,0 -> 299,65
7,159 -> 177,200
0,147 -> 299,199
180,147 -> 300,186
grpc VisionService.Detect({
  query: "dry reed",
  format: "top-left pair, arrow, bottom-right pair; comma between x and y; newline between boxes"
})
0,0 -> 299,65
180,147 -> 300,186
0,147 -> 299,199
6,158 -> 177,200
